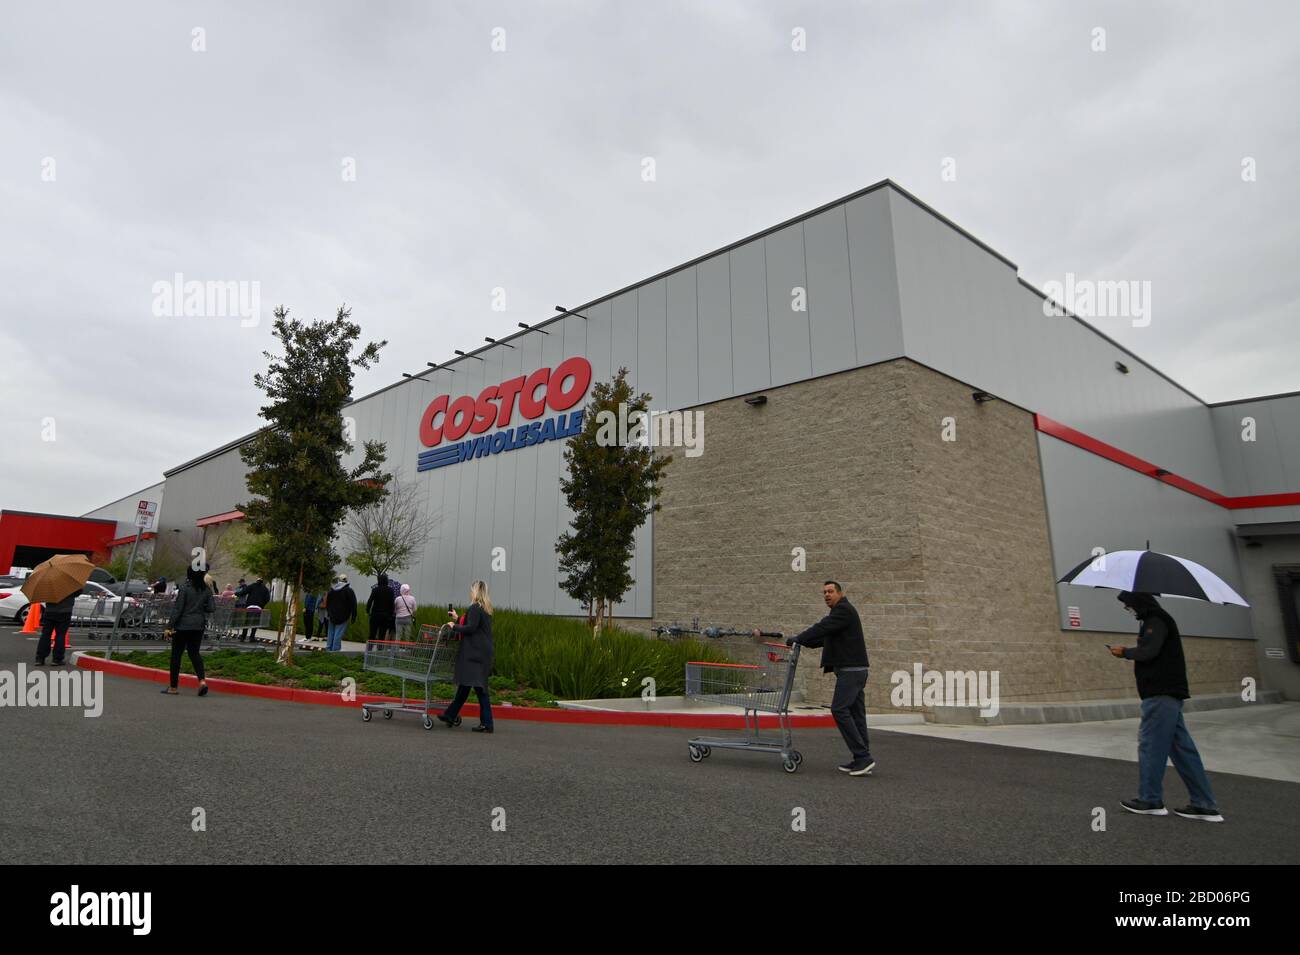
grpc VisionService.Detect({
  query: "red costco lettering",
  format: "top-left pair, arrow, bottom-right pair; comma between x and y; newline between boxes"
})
418,356 -> 593,448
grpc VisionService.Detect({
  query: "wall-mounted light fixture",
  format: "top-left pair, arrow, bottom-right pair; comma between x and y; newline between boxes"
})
454,350 -> 484,361
485,337 -> 514,348
972,391 -> 995,403
427,362 -> 453,373
518,322 -> 549,335
744,395 -> 767,407
1115,361 -> 1130,374
556,305 -> 591,320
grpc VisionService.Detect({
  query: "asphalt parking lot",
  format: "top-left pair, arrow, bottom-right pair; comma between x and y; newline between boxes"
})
2,630 -> 1297,865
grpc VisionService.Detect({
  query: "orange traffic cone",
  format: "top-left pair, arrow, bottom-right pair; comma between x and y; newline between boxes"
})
21,602 -> 42,634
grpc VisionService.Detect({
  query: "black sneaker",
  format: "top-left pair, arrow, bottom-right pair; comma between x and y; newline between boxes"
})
436,714 -> 457,727
1121,798 -> 1168,816
848,759 -> 876,776
472,724 -> 494,733
33,659 -> 46,667
837,762 -> 855,773
1174,805 -> 1224,823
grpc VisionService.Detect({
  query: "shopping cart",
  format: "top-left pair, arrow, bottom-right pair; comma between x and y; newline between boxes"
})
685,639 -> 804,773
360,624 -> 460,730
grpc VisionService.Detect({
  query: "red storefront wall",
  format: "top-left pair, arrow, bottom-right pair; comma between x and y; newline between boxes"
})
0,510 -> 118,572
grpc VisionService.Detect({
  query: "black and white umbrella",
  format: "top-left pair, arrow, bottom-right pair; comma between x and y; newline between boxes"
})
1058,547 -> 1249,606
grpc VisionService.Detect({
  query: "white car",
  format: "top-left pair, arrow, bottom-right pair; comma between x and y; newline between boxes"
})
0,580 -> 144,627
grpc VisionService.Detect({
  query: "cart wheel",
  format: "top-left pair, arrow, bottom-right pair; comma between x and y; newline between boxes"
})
783,758 -> 799,774
383,710 -> 393,720
699,745 -> 711,758
791,751 -> 803,765
688,745 -> 703,762
423,715 -> 434,730
361,708 -> 372,722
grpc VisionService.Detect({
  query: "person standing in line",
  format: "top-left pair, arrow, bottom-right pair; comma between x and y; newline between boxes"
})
759,580 -> 873,776
366,573 -> 396,643
436,580 -> 495,733
315,590 -> 330,640
394,583 -> 417,640
161,567 -> 214,696
35,590 -> 77,666
303,589 -> 320,640
1112,591 -> 1223,822
325,575 -> 357,651
239,577 -> 271,641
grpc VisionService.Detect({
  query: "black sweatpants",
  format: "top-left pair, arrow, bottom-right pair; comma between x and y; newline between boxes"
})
830,667 -> 872,761
37,613 -> 72,664
369,616 -> 394,642
169,629 -> 206,688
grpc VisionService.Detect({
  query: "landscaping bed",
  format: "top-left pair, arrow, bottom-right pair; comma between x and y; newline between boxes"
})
263,604 -> 733,700
83,648 -> 559,708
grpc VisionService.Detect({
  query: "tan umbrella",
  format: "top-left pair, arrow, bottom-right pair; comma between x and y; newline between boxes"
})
20,553 -> 96,604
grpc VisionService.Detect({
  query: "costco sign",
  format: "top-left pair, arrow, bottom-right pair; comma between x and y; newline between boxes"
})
416,356 -> 592,472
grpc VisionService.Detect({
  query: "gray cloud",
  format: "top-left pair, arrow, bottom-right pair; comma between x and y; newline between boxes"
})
1,0 -> 1296,514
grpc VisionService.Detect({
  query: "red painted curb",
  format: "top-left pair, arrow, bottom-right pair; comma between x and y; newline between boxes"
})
74,653 -> 837,729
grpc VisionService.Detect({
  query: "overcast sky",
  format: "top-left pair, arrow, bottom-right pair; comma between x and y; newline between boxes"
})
2,0 -> 1297,516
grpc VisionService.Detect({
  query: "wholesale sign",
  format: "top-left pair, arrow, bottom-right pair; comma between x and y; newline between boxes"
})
417,356 -> 592,472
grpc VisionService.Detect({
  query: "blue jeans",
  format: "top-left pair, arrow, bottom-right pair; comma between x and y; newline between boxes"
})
1138,695 -> 1217,808
326,621 -> 348,652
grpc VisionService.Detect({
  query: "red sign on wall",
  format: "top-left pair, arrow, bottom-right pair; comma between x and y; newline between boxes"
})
418,356 -> 592,448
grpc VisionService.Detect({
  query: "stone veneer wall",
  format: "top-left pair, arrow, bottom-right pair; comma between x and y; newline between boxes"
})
650,358 -> 1257,710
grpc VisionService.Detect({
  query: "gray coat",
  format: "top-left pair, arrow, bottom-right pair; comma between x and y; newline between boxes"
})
449,603 -> 493,688
168,582 -> 216,632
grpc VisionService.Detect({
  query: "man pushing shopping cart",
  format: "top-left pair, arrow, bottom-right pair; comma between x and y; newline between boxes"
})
754,580 -> 874,777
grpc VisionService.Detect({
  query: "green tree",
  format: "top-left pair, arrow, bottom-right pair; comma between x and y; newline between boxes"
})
557,368 -> 670,634
238,305 -> 390,664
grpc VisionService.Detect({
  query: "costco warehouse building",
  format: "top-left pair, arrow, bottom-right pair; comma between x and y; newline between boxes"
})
84,180 -> 1300,708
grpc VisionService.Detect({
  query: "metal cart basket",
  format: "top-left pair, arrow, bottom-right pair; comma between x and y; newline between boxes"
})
360,625 -> 460,730
685,640 -> 804,773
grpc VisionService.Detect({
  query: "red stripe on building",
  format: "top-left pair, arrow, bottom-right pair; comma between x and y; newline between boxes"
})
1033,413 -> 1300,510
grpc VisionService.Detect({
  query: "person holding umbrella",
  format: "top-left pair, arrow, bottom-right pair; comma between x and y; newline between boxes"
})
1059,545 -> 1245,824
1110,592 -> 1223,822
162,567 -> 215,696
21,553 -> 97,667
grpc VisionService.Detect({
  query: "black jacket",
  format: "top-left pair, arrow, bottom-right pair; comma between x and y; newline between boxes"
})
42,591 -> 78,621
168,582 -> 216,631
366,584 -> 395,622
243,580 -> 271,608
326,585 -> 358,625
1123,607 -> 1189,700
791,597 -> 869,673
449,603 -> 494,688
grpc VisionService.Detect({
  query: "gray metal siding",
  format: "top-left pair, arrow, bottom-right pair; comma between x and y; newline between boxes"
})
764,224 -> 812,387
1038,432 -> 1252,639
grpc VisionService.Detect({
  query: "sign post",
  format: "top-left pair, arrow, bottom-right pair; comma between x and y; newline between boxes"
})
107,501 -> 156,660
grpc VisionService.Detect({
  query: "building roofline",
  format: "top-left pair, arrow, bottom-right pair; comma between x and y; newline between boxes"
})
81,481 -> 168,518
164,178 -> 1285,477
1,509 -> 118,526
1207,388 -> 1300,407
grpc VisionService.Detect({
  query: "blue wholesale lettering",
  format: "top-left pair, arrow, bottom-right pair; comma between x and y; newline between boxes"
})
417,411 -> 585,472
